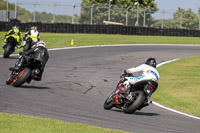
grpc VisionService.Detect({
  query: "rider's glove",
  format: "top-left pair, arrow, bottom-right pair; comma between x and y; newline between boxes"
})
124,69 -> 128,74
124,69 -> 132,77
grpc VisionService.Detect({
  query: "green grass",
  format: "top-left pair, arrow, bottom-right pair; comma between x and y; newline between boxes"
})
153,56 -> 200,117
1,32 -> 200,55
0,113 -> 129,133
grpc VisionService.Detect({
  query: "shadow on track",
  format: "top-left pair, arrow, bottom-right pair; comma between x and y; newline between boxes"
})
134,111 -> 160,116
2,56 -> 19,60
111,109 -> 160,116
20,85 -> 51,90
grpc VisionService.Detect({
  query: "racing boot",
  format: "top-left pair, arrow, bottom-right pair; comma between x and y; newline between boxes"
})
34,69 -> 42,81
144,95 -> 152,105
119,80 -> 131,98
9,66 -> 20,71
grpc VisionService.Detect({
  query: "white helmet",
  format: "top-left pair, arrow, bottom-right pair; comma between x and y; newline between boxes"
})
36,41 -> 46,47
31,26 -> 37,30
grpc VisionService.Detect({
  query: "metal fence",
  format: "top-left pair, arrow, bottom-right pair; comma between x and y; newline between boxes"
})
2,1 -> 200,30
0,10 -> 15,21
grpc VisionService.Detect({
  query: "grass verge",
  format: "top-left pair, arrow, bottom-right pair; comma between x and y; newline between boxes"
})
0,113 -> 129,133
153,56 -> 200,117
1,32 -> 200,55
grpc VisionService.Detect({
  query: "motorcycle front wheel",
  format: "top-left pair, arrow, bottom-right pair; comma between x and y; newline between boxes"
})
103,92 -> 114,110
123,91 -> 145,114
12,68 -> 32,87
23,43 -> 31,52
3,44 -> 13,58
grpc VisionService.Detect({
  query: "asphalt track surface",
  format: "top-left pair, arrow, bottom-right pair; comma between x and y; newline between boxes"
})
0,44 -> 200,133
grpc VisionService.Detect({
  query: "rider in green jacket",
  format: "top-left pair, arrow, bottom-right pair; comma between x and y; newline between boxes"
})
3,26 -> 23,48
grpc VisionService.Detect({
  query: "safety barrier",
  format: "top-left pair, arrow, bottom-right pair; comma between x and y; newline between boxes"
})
0,22 -> 200,37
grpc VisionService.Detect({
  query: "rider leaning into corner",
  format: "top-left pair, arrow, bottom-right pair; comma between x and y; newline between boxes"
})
12,40 -> 49,81
23,26 -> 40,45
3,26 -> 23,48
121,58 -> 160,104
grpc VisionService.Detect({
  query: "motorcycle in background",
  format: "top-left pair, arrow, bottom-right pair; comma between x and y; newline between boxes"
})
23,36 -> 36,52
3,36 -> 18,58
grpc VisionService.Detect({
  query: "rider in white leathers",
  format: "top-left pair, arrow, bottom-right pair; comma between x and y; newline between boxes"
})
23,27 -> 40,47
122,58 -> 160,104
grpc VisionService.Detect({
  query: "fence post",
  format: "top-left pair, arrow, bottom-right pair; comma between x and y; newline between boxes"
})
108,0 -> 111,22
180,12 -> 183,29
72,3 -> 75,24
126,7 -> 131,26
91,4 -> 95,25
161,10 -> 165,28
135,2 -> 139,26
53,3 -> 56,23
33,4 -> 36,22
143,9 -> 147,27
15,1 -> 17,19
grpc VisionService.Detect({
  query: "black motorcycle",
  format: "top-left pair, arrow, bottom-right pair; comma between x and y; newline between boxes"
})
3,36 -> 17,58
6,53 -> 42,87
103,74 -> 158,114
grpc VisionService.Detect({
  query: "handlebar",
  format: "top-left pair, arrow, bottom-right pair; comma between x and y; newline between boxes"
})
120,73 -> 133,78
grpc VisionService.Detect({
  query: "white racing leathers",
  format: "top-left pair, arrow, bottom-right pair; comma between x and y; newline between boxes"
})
29,30 -> 40,42
123,64 -> 160,88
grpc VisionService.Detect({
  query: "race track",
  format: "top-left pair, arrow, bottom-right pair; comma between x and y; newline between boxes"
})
0,44 -> 200,133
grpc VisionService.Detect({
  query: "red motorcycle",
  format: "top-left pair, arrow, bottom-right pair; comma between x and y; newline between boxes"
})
103,74 -> 158,114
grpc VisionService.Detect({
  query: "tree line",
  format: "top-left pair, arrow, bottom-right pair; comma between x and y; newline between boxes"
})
1,0 -> 200,30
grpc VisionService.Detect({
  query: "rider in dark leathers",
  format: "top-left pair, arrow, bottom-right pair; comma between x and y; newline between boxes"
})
12,40 -> 49,81
25,40 -> 49,81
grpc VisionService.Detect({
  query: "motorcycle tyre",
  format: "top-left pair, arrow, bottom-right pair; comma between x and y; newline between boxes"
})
23,43 -> 31,52
13,68 -> 32,87
6,78 -> 12,85
103,92 -> 114,110
123,91 -> 145,114
3,44 -> 13,58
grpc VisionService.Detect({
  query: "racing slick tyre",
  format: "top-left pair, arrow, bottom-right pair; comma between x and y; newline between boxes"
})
103,92 -> 114,110
12,68 -> 31,87
3,44 -> 12,58
6,78 -> 12,85
123,91 -> 145,114
23,43 -> 31,52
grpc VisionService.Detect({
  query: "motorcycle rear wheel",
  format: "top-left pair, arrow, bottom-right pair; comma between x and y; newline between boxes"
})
123,91 -> 145,114
12,68 -> 32,87
103,92 -> 114,110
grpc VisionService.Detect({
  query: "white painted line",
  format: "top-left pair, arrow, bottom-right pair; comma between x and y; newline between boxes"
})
155,59 -> 200,120
157,58 -> 180,67
153,102 -> 200,120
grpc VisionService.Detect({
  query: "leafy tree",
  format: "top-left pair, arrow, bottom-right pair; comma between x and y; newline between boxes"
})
80,0 -> 157,26
173,8 -> 199,30
0,0 -> 78,23
151,8 -> 199,29
152,19 -> 176,28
